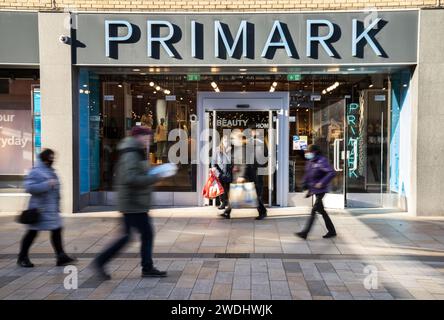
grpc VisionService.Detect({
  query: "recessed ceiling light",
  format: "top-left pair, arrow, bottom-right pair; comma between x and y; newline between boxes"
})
239,68 -> 247,72
132,69 -> 140,72
347,68 -> 356,71
369,84 -> 374,88
149,82 -> 154,87
155,86 -> 161,91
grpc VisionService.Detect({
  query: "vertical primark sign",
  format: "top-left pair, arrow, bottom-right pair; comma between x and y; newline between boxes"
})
74,11 -> 418,65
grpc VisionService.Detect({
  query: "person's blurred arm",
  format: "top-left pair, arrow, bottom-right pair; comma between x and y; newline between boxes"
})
318,157 -> 336,188
24,169 -> 53,195
120,153 -> 158,187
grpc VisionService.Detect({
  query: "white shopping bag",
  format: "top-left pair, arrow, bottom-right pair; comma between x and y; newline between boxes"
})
229,182 -> 258,208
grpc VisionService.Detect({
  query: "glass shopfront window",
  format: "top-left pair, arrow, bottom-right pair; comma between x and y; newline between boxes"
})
78,67 -> 411,208
0,69 -> 40,192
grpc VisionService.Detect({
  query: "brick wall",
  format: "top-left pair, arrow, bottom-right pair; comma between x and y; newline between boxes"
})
0,0 -> 440,11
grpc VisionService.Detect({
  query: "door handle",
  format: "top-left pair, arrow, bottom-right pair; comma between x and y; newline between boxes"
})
334,139 -> 343,172
350,138 -> 358,171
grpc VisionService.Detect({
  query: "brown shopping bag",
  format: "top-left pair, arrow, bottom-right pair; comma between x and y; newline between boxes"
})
228,182 -> 258,208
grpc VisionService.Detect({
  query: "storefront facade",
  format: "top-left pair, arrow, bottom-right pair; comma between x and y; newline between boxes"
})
1,7 -> 444,216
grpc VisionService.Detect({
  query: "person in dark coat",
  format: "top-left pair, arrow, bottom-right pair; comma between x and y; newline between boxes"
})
296,144 -> 337,239
17,149 -> 76,268
221,128 -> 268,220
93,126 -> 168,280
212,135 -> 232,209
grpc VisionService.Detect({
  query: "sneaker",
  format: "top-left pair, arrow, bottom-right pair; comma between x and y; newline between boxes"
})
142,267 -> 167,278
17,256 -> 34,268
92,260 -> 111,281
295,232 -> 308,240
323,232 -> 337,239
56,254 -> 77,267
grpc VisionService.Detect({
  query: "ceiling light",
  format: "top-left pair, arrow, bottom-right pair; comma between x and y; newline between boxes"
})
156,86 -> 161,91
149,82 -> 154,87
269,87 -> 275,92
403,84 -> 408,87
132,68 -> 140,72
215,88 -> 220,92
272,82 -> 278,87
369,84 -> 374,88
347,68 -> 356,71
118,84 -> 123,88
211,82 -> 218,89
239,68 -> 247,72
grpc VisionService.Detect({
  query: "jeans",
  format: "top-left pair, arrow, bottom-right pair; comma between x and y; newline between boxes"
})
19,228 -> 65,259
302,193 -> 336,235
95,212 -> 154,271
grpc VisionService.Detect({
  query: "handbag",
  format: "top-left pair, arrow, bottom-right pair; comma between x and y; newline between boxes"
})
17,208 -> 41,225
229,182 -> 258,208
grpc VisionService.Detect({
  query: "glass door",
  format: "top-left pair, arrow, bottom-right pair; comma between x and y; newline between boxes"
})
207,110 -> 278,207
312,98 -> 346,209
345,89 -> 388,207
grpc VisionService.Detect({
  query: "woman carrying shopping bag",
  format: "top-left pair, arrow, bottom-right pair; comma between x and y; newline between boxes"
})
211,136 -> 232,209
17,149 -> 76,268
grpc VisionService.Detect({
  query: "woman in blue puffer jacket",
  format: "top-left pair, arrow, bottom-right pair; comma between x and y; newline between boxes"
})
17,149 -> 76,268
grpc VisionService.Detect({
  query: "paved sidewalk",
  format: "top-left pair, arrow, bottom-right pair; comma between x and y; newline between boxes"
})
0,207 -> 444,300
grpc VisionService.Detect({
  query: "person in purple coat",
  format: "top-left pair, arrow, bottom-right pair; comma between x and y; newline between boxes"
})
296,144 -> 337,239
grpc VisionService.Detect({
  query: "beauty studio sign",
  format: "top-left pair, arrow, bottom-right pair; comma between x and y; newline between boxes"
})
74,10 -> 418,66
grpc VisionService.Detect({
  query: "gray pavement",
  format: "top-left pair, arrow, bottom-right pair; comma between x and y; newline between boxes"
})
0,207 -> 444,300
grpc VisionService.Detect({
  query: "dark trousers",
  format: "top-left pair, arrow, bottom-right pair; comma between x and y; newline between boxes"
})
19,228 -> 65,259
302,193 -> 336,235
219,181 -> 230,206
95,212 -> 154,271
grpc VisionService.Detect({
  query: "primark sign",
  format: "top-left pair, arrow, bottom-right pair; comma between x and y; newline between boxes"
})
74,11 -> 418,65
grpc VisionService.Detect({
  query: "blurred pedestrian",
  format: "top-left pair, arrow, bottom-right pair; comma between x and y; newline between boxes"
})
296,144 -> 337,239
93,126 -> 167,280
17,149 -> 76,268
212,135 -> 232,210
221,128 -> 268,220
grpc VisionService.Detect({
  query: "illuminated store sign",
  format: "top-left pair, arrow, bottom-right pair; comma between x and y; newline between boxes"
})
74,11 -> 418,65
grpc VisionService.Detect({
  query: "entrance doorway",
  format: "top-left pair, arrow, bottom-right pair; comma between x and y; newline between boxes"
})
197,92 -> 289,207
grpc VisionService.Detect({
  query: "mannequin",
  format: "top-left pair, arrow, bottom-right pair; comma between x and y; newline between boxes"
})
155,118 -> 168,163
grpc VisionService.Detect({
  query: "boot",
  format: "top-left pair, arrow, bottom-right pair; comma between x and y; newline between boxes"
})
91,260 -> 111,281
295,232 -> 308,240
323,232 -> 337,239
17,256 -> 34,268
56,253 -> 77,267
142,267 -> 167,278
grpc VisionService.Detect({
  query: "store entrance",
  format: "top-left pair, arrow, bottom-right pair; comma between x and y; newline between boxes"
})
197,92 -> 289,207
207,110 -> 278,206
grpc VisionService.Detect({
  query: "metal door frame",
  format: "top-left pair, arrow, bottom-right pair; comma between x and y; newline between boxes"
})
196,92 -> 289,207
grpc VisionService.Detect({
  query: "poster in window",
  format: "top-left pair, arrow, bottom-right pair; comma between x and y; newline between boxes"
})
0,110 -> 33,175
